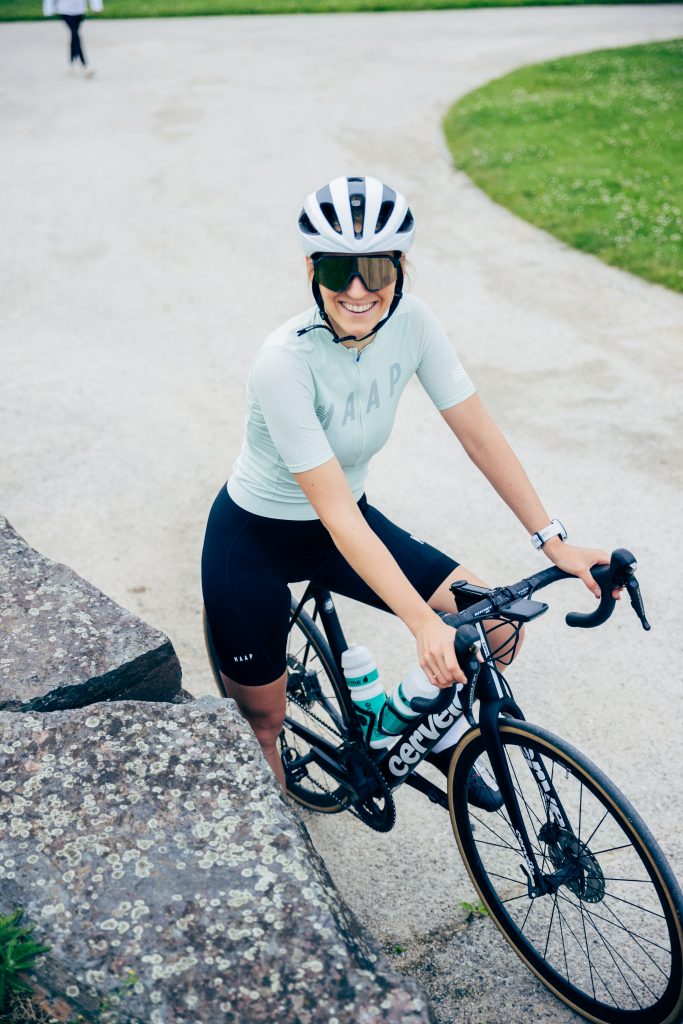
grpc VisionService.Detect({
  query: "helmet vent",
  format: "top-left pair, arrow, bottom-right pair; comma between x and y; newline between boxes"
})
298,211 -> 319,236
320,202 -> 343,235
375,200 -> 395,234
350,193 -> 365,239
398,209 -> 414,234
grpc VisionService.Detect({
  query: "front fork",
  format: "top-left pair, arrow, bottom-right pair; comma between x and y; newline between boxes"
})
477,675 -> 574,899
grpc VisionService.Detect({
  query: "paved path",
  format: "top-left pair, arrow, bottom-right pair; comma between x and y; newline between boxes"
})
2,6 -> 682,1020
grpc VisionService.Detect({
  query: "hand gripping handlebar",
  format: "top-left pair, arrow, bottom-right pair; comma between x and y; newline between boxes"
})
566,547 -> 651,631
408,625 -> 481,716
408,548 -> 650,717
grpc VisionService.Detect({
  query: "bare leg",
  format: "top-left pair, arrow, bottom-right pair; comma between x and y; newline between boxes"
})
428,565 -> 525,670
220,670 -> 287,790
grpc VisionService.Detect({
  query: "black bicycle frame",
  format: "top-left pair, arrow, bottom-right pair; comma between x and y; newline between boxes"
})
289,582 -> 580,891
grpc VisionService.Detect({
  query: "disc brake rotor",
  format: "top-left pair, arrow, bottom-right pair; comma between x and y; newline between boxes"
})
540,823 -> 606,903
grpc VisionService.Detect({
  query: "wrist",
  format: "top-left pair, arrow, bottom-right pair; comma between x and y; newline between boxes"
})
406,604 -> 440,638
542,536 -> 565,559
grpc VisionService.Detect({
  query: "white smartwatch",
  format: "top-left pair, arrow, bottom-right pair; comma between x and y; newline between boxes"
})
531,519 -> 567,550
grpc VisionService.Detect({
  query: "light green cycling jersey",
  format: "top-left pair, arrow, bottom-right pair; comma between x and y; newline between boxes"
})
228,294 -> 476,520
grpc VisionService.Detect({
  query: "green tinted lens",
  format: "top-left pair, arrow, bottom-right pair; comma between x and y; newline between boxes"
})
314,256 -> 356,291
314,255 -> 398,292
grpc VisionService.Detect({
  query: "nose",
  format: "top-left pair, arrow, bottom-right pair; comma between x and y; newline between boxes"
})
345,274 -> 371,297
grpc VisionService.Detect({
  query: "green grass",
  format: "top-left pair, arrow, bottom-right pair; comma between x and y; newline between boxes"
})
0,0 -> 678,20
0,909 -> 50,1015
443,40 -> 683,292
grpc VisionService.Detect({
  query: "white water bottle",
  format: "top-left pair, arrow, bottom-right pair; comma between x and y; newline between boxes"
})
381,663 -> 466,751
341,644 -> 393,750
379,664 -> 441,736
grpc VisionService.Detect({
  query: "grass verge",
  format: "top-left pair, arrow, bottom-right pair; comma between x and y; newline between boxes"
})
443,40 -> 683,292
1,0 -> 679,20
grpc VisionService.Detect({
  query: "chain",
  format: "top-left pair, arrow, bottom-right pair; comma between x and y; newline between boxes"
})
285,691 -> 395,831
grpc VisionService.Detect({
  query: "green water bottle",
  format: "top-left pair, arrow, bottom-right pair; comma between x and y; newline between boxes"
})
341,644 -> 393,750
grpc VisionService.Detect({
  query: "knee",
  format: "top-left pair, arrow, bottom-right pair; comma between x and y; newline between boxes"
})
249,713 -> 285,750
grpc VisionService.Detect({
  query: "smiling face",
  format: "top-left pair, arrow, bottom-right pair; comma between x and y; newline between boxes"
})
306,254 -> 405,343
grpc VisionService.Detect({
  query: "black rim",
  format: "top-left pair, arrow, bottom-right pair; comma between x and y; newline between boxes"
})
281,608 -> 350,812
450,722 -> 683,1024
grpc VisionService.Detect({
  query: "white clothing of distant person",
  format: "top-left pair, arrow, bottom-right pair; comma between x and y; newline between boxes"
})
43,0 -> 102,74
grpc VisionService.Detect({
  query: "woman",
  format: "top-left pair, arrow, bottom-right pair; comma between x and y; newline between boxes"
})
43,0 -> 102,78
202,174 -> 611,794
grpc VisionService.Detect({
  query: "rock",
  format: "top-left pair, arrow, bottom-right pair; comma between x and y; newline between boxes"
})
0,517 -> 182,712
0,697 -> 435,1024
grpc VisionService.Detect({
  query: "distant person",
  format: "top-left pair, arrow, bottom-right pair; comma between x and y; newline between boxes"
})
43,0 -> 103,78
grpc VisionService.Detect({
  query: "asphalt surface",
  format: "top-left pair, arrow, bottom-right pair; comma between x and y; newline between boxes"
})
2,5 -> 682,1021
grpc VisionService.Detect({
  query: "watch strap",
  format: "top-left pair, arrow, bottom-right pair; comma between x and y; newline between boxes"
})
531,519 -> 567,550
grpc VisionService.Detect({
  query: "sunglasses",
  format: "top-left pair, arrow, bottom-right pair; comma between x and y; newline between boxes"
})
312,254 -> 401,293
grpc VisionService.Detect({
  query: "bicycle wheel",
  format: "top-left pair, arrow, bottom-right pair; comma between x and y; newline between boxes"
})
280,601 -> 351,814
448,719 -> 683,1024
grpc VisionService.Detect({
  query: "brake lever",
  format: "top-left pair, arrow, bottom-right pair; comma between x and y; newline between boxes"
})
566,548 -> 650,631
625,572 -> 651,631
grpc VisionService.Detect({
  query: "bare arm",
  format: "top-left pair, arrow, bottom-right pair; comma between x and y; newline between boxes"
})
441,394 -> 610,597
294,458 -> 464,685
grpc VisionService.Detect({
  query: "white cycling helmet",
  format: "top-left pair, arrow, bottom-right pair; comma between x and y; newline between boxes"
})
298,175 -> 415,256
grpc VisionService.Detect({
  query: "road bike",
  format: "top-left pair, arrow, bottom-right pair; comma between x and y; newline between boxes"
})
204,548 -> 683,1024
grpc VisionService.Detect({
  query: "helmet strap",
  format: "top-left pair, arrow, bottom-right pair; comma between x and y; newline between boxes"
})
297,267 -> 405,345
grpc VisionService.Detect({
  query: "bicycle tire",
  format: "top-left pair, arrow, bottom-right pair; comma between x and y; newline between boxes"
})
280,600 -> 351,814
448,719 -> 683,1024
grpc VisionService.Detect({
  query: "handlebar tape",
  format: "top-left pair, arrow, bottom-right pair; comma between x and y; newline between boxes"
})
565,548 -> 636,629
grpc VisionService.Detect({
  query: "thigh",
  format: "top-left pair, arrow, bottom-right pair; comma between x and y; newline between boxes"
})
201,488 -> 292,685
201,487 -> 335,685
311,499 -> 459,612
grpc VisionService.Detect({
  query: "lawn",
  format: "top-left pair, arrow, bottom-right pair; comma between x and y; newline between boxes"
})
0,0 -> 678,19
443,40 -> 683,292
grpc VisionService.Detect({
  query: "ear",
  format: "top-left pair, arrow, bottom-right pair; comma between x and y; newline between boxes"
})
306,256 -> 314,284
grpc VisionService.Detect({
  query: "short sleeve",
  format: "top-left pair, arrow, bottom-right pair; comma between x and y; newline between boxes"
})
250,348 -> 334,474
413,300 -> 476,410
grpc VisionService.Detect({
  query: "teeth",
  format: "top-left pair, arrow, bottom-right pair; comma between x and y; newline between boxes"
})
340,302 -> 374,313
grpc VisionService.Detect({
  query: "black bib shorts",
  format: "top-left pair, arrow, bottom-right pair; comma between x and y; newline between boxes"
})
201,485 -> 458,686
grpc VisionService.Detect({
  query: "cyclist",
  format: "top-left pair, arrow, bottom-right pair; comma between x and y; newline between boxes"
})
202,175 -> 611,796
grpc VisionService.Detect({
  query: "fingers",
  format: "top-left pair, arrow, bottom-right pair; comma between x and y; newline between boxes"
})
580,568 -> 601,599
426,659 -> 465,688
417,620 -> 467,688
422,647 -> 465,688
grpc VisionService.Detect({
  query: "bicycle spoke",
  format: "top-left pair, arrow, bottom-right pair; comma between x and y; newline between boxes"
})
519,895 -> 535,932
603,890 -> 666,920
475,837 -> 522,852
486,870 -> 528,888
580,810 -> 610,851
543,895 -> 559,961
470,811 -> 532,856
579,901 -> 646,1008
601,877 -> 658,884
590,843 -> 635,857
553,895 -> 620,1007
578,888 -> 597,1001
601,899 -> 671,979
556,891 -> 672,955
555,889 -> 665,1005
502,892 -> 535,907
556,897 -> 572,984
